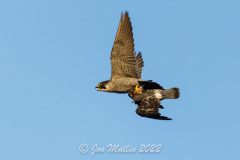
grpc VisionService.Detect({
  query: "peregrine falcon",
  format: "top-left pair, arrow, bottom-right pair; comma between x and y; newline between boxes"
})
128,83 -> 180,120
95,11 -> 145,93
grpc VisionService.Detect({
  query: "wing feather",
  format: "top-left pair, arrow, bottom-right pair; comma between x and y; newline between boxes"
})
136,52 -> 144,78
136,96 -> 172,120
110,11 -> 139,79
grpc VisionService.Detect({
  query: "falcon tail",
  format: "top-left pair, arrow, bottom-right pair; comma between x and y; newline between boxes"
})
162,88 -> 180,99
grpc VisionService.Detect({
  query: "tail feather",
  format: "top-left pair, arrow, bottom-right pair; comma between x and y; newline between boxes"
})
162,88 -> 180,99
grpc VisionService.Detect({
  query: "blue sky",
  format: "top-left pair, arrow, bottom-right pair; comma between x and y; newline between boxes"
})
0,0 -> 239,159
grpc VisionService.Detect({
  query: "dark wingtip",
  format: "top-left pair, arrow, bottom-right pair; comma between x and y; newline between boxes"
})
137,113 -> 172,120
159,105 -> 164,109
147,115 -> 172,120
157,116 -> 172,120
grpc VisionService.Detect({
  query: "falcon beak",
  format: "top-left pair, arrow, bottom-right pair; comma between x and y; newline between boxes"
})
95,85 -> 100,91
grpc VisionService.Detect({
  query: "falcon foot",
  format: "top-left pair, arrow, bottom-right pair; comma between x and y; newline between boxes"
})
134,85 -> 142,94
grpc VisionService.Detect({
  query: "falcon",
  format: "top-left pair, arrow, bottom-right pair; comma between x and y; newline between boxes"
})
95,11 -> 145,93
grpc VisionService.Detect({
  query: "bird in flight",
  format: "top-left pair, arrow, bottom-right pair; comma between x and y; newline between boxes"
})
95,11 -> 180,120
95,11 -> 144,93
128,82 -> 180,120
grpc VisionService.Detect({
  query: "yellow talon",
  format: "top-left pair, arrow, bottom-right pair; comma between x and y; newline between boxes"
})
135,85 -> 142,94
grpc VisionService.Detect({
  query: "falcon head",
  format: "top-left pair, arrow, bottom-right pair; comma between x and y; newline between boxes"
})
95,80 -> 109,91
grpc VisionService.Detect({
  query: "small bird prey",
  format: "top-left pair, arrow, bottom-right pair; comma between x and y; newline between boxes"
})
128,83 -> 180,120
95,11 -> 144,93
133,81 -> 180,101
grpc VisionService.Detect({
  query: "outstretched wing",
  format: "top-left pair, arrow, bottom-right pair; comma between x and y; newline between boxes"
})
110,11 -> 139,79
136,52 -> 144,79
136,96 -> 172,120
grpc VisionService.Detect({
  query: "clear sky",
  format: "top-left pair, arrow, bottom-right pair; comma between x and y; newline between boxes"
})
0,0 -> 239,160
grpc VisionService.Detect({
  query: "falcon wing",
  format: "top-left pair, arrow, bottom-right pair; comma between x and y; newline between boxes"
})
110,11 -> 139,79
136,96 -> 172,120
136,52 -> 144,79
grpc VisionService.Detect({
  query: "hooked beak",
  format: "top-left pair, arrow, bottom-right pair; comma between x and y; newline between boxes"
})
95,85 -> 100,91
